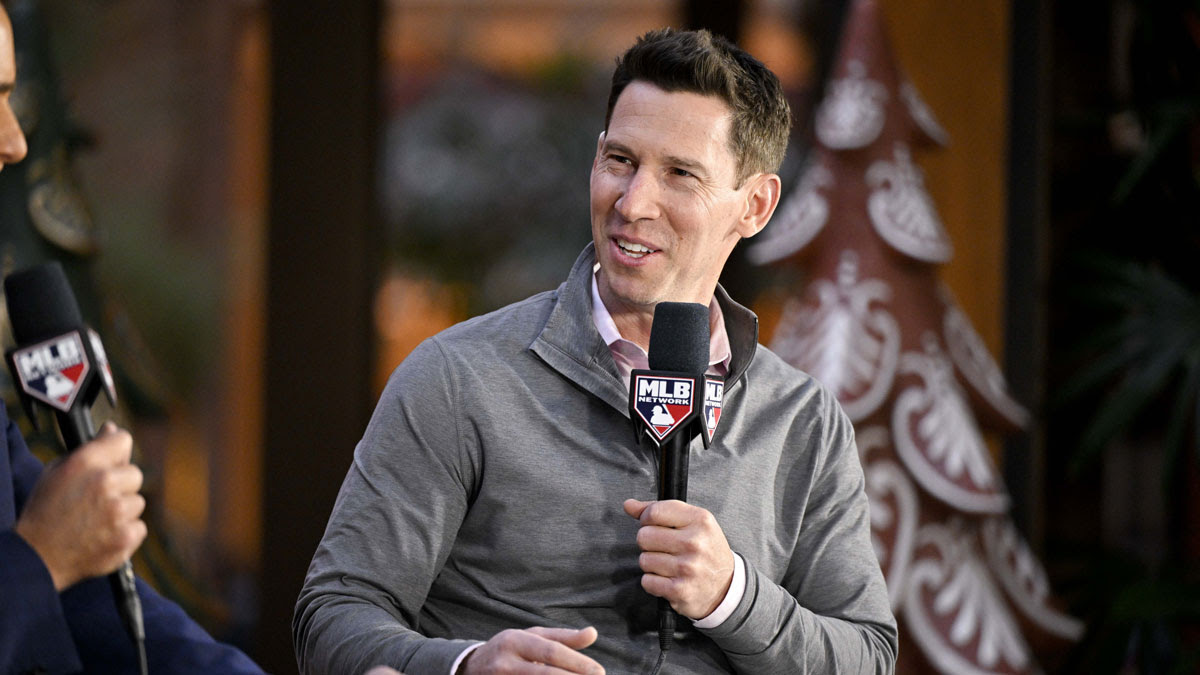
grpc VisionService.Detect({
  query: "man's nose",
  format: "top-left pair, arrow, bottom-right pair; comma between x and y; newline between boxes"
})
614,169 -> 661,222
0,105 -> 27,167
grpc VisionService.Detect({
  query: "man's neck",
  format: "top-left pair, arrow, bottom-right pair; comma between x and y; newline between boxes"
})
606,305 -> 654,353
594,273 -> 719,353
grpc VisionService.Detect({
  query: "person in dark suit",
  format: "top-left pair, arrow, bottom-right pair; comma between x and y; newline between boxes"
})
0,404 -> 264,673
0,3 -> 262,672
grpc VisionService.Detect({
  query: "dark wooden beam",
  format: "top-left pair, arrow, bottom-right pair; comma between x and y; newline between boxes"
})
1004,0 -> 1051,544
260,1 -> 380,670
683,0 -> 745,43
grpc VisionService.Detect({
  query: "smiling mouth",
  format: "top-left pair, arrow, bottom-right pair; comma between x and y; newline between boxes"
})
616,238 -> 657,259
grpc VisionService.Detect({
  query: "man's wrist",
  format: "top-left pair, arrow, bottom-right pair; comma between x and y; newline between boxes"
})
450,641 -> 484,674
692,552 -> 746,629
13,521 -> 68,591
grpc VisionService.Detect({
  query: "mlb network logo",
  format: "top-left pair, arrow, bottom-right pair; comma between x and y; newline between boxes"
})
12,332 -> 91,412
633,374 -> 695,442
703,377 -> 724,443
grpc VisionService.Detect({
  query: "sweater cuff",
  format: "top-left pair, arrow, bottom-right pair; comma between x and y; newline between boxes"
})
694,555 -> 800,656
398,637 -> 485,674
449,642 -> 484,674
692,552 -> 745,629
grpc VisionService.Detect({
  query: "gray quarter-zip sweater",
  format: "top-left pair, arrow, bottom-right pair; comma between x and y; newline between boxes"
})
294,243 -> 897,674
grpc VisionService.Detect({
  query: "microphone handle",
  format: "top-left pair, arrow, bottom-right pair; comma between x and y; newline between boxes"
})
659,434 -> 690,504
657,433 -> 690,651
56,405 -> 95,451
55,405 -> 148,672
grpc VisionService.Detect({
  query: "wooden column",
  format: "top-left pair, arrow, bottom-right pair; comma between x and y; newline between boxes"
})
1003,0 -> 1051,540
684,0 -> 745,42
260,1 -> 380,670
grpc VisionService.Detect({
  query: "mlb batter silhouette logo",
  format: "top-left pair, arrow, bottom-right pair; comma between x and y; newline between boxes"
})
11,332 -> 91,412
703,376 -> 724,443
632,374 -> 696,441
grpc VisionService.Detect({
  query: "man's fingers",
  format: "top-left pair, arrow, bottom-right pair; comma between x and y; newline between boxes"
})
638,551 -> 679,578
637,553 -> 678,601
116,493 -> 147,522
513,628 -> 604,674
114,518 -> 148,558
525,664 -> 600,675
526,626 -> 599,650
104,464 -> 144,496
623,499 -> 736,620
639,572 -> 676,602
635,524 -> 691,555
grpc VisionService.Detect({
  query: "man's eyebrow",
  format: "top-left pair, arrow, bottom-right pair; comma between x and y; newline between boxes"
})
602,140 -> 710,177
601,140 -> 635,157
663,154 -> 709,177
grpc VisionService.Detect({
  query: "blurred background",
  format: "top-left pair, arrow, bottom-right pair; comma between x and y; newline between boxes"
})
0,0 -> 1196,672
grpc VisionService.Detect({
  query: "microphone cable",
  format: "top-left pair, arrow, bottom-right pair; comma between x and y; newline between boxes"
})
648,648 -> 667,675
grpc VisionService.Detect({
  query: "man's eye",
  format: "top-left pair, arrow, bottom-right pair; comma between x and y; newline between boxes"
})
610,154 -> 632,165
671,168 -> 694,178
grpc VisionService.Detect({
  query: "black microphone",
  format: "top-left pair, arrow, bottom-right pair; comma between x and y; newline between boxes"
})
4,262 -> 147,675
646,302 -> 708,508
628,301 -> 712,652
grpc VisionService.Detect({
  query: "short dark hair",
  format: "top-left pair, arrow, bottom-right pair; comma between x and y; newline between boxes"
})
605,28 -> 792,185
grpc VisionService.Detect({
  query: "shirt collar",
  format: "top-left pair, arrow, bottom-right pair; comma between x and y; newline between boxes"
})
590,266 -> 732,371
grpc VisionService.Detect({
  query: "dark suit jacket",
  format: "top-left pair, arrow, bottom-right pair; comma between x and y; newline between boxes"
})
0,401 -> 264,674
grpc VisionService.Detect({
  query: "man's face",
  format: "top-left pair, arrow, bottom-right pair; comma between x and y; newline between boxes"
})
0,7 -> 26,171
589,81 -> 759,317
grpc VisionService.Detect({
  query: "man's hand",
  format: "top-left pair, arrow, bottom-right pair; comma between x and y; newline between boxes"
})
460,626 -> 605,674
623,498 -> 735,620
14,423 -> 146,591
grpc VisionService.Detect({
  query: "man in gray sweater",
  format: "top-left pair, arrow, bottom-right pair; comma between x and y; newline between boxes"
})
295,28 -> 897,675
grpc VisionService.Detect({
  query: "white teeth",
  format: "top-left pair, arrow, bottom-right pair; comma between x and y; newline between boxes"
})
617,239 -> 653,258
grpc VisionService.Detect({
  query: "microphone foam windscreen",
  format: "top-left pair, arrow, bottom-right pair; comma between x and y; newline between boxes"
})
648,301 -> 710,374
4,262 -> 84,344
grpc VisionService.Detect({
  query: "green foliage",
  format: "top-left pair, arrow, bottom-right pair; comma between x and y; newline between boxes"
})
1048,2 -> 1200,671
1061,551 -> 1200,674
1057,255 -> 1200,492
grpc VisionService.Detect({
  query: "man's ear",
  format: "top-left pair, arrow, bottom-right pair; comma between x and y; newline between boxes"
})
737,173 -> 782,239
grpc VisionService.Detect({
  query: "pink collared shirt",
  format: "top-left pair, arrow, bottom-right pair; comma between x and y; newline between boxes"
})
590,269 -> 731,388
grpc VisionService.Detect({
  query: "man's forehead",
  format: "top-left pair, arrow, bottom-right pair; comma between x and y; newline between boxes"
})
610,80 -> 733,124
605,82 -> 736,167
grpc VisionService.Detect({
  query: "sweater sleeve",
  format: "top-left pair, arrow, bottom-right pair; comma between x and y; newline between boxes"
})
0,530 -> 83,673
2,401 -> 263,674
0,404 -> 85,674
294,339 -> 483,675
48,575 -> 264,673
698,390 -> 898,674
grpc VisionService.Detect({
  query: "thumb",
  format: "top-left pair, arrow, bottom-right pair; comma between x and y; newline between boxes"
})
84,424 -> 133,466
623,498 -> 651,519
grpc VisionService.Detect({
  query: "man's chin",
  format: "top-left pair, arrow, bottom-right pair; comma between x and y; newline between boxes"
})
602,280 -> 659,312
